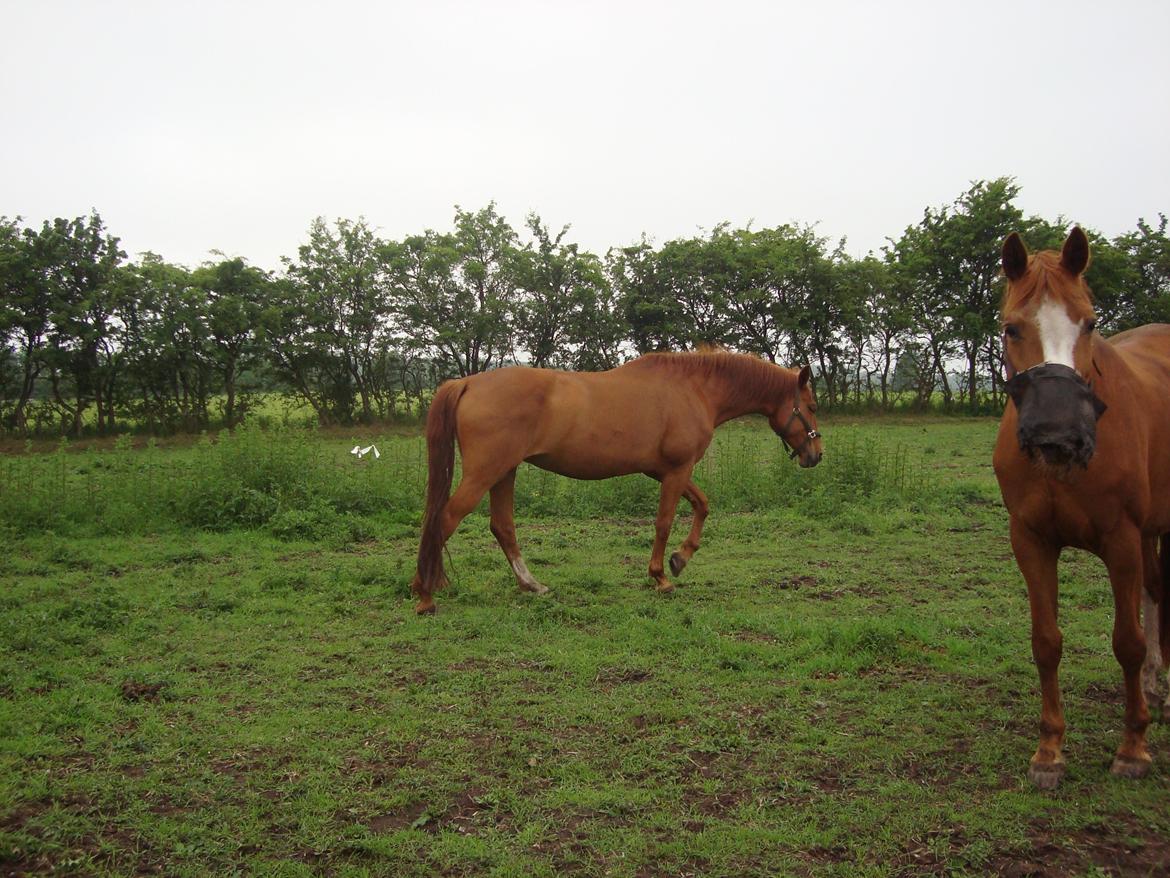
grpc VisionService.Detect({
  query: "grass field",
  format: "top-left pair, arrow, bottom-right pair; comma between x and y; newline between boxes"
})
1,416 -> 1168,876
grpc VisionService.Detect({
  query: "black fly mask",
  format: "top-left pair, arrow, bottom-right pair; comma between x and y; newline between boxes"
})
1005,362 -> 1106,469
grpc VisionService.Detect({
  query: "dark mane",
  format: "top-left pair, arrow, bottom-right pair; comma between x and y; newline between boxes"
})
626,350 -> 798,407
1002,250 -> 1095,320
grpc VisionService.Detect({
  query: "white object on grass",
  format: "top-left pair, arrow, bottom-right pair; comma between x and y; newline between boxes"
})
350,444 -> 380,460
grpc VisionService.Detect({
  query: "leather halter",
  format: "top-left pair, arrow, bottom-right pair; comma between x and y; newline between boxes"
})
777,404 -> 821,460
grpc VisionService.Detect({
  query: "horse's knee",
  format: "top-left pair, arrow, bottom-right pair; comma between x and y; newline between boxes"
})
1031,628 -> 1062,669
1114,628 -> 1147,672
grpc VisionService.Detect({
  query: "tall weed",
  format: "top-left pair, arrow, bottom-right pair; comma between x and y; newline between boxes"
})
0,421 -> 936,538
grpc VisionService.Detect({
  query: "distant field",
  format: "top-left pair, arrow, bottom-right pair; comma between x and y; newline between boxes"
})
2,415 -> 1168,876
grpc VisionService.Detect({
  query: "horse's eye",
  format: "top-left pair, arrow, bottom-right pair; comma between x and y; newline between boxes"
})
1084,319 -> 1097,335
1003,324 -> 1021,340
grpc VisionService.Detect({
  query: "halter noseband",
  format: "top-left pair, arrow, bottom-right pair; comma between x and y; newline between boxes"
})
778,404 -> 821,460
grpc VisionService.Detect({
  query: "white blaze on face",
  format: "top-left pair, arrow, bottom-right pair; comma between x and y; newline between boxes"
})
1035,297 -> 1082,368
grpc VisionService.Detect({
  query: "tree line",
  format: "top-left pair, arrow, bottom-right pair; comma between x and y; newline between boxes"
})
2,177 -> 1167,436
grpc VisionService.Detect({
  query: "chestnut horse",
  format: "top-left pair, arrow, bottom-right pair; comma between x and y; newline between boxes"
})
411,351 -> 823,614
994,227 -> 1170,788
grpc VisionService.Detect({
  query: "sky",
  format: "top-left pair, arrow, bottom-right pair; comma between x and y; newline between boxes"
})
2,0 -> 1168,271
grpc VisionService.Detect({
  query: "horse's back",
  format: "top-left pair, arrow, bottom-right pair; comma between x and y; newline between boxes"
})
1108,322 -> 1170,356
1104,324 -> 1170,531
1106,323 -> 1170,402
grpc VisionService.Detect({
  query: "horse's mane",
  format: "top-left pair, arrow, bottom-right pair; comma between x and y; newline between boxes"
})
627,350 -> 798,406
1002,250 -> 1095,320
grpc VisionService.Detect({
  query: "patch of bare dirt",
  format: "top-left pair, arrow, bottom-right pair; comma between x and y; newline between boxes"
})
364,787 -> 513,836
119,679 -> 167,703
594,666 -> 653,689
761,574 -> 820,590
989,817 -> 1170,878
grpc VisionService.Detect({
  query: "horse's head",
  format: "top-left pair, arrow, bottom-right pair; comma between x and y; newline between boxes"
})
770,365 -> 823,468
1000,227 -> 1106,469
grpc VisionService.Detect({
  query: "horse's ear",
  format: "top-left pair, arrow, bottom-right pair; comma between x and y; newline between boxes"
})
1002,232 -> 1028,281
798,365 -> 811,387
1060,226 -> 1090,276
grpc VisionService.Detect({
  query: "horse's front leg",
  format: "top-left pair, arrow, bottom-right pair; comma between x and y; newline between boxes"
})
1103,527 -> 1153,778
649,470 -> 690,593
1140,537 -> 1168,721
1010,518 -> 1066,789
669,481 -> 709,577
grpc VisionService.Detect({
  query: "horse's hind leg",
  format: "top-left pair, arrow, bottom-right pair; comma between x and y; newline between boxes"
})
669,481 -> 709,577
413,474 -> 494,614
1142,536 -> 1168,720
1103,528 -> 1153,778
489,469 -> 548,596
1142,589 -> 1165,720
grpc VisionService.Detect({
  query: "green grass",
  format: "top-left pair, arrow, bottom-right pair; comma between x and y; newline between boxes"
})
1,416 -> 1168,876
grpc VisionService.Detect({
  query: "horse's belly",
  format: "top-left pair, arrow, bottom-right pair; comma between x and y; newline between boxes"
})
525,451 -> 644,481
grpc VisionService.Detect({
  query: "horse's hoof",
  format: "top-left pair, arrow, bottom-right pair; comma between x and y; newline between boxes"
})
1026,761 -> 1065,790
519,581 -> 549,595
669,552 -> 687,577
655,580 -> 675,594
414,600 -> 437,615
1110,754 -> 1152,780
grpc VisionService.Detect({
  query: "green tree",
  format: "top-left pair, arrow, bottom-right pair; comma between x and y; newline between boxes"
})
888,178 -> 1023,411
193,257 -> 270,426
512,215 -> 612,369
1113,215 -> 1170,327
119,255 -> 214,432
719,225 -> 832,367
0,217 -> 49,433
656,235 -> 731,348
833,254 -> 898,406
608,239 -> 686,353
564,274 -> 626,371
387,204 -> 519,378
276,217 -> 397,424
35,214 -> 127,435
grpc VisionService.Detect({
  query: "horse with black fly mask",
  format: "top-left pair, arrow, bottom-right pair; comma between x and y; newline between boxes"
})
994,227 -> 1170,788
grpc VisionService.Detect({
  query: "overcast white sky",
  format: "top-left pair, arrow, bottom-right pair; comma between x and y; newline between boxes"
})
2,0 -> 1168,270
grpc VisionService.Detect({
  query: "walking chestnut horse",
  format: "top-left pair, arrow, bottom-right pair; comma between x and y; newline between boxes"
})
994,227 -> 1170,789
411,351 -> 823,614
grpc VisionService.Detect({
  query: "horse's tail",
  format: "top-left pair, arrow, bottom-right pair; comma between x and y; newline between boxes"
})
415,380 -> 467,597
1160,533 -> 1170,662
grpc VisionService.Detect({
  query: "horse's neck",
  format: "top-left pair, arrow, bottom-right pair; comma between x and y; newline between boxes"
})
702,367 -> 786,426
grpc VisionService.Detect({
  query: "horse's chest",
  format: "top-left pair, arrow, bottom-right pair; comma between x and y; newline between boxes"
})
1002,472 -> 1132,549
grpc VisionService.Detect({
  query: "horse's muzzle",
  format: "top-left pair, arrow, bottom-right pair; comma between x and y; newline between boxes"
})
798,449 -> 822,468
1006,363 -> 1106,469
